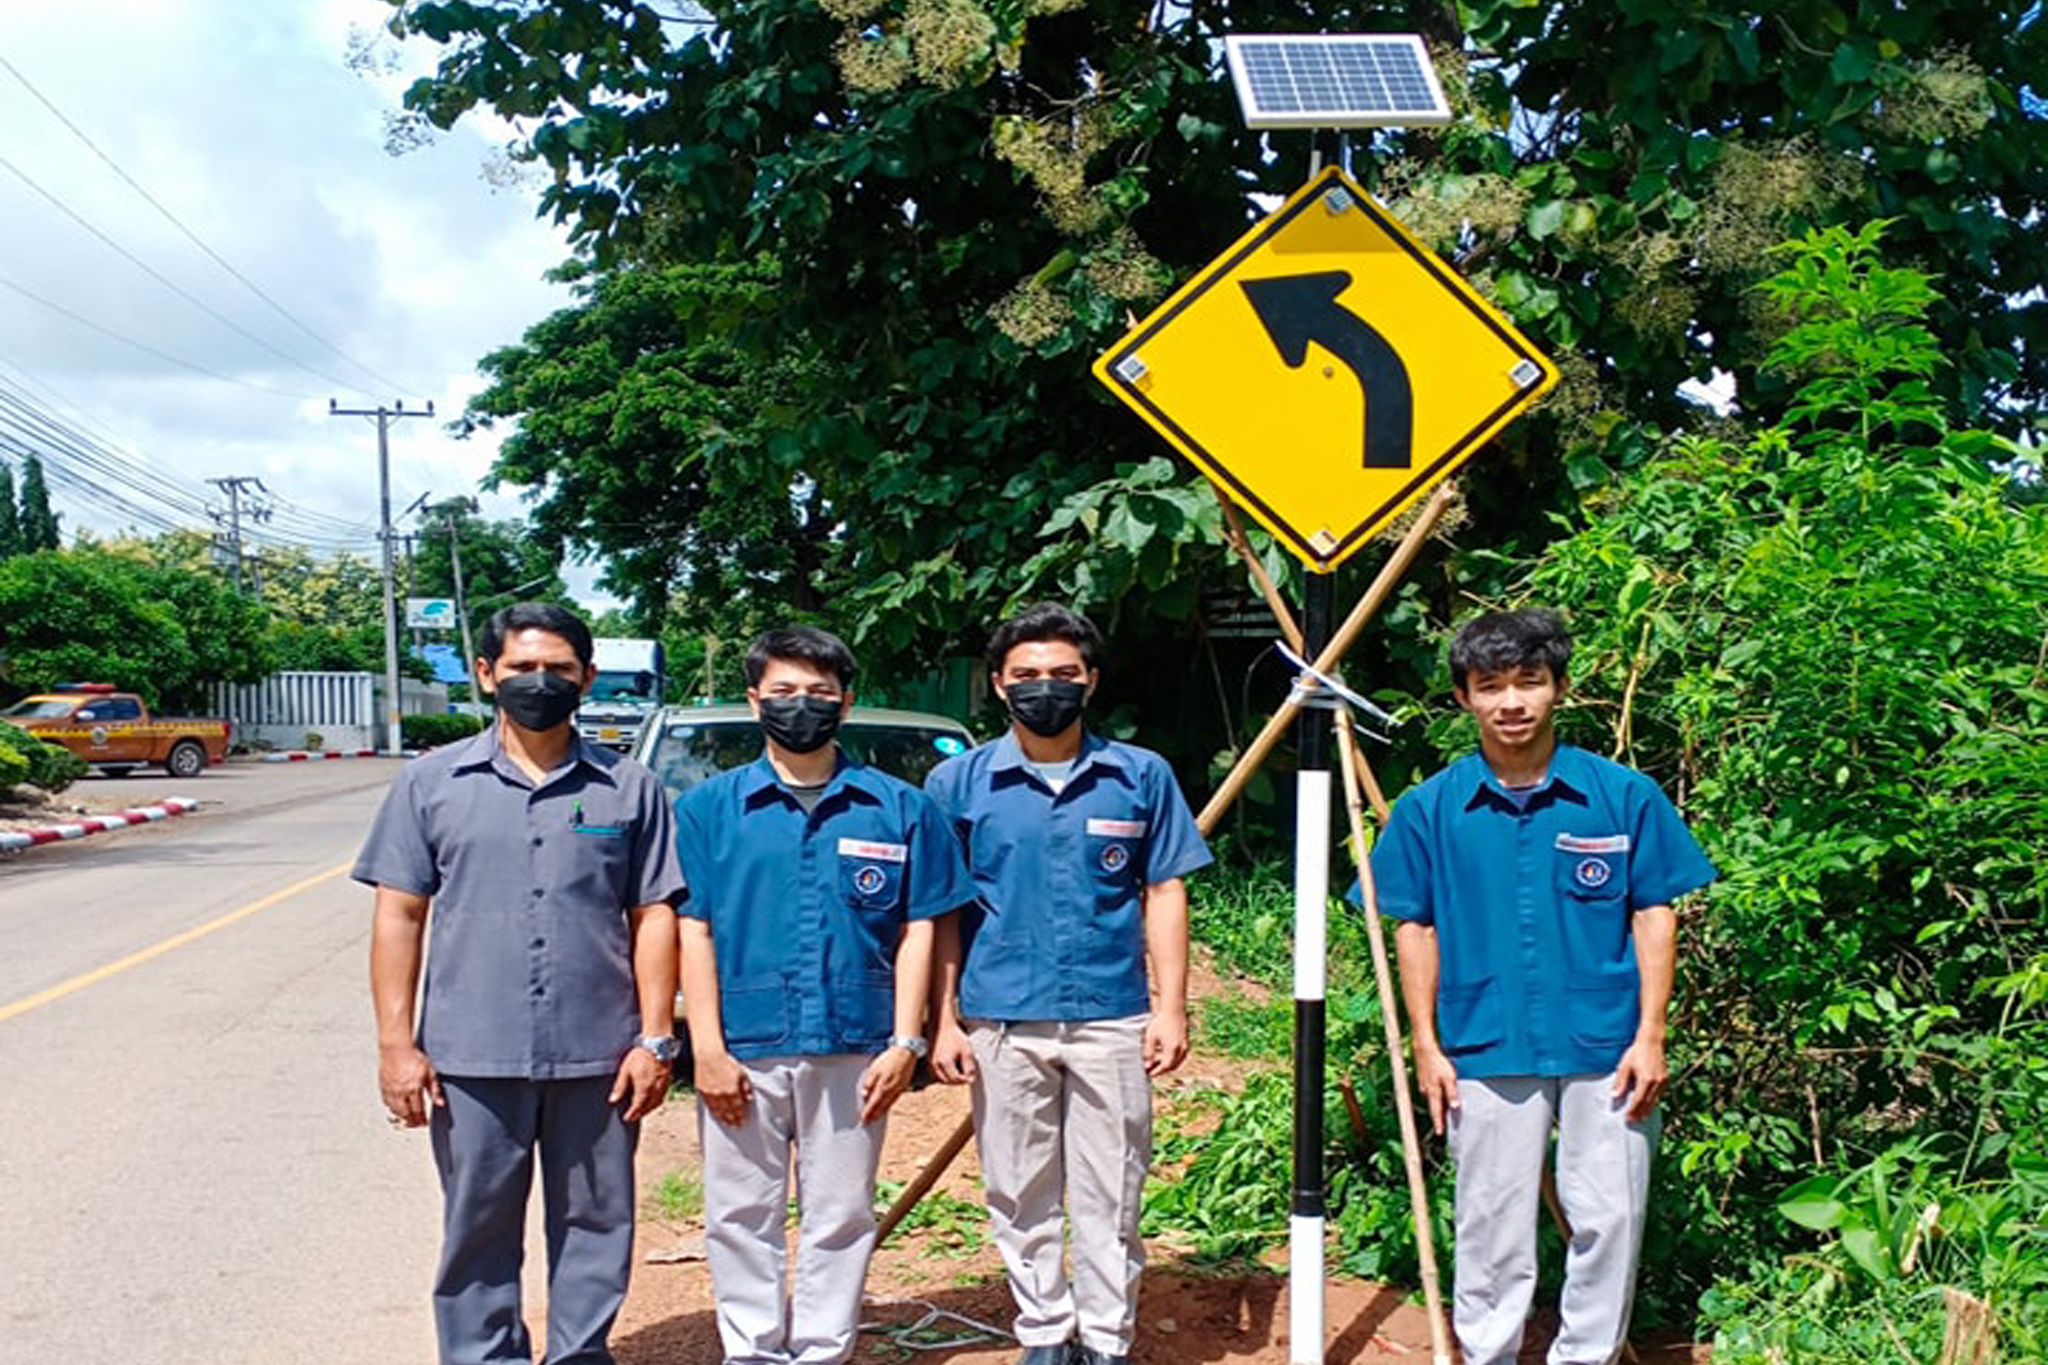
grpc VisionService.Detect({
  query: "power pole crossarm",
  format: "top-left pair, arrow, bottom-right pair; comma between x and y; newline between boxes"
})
329,399 -> 436,755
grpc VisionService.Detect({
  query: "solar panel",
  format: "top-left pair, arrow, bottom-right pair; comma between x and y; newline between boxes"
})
1224,34 -> 1452,129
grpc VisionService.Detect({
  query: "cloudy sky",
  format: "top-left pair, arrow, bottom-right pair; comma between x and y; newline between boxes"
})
0,1 -> 604,596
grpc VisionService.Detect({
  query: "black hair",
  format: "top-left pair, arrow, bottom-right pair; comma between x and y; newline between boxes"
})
745,626 -> 857,689
1448,609 -> 1572,690
479,602 -> 594,668
985,601 -> 1103,674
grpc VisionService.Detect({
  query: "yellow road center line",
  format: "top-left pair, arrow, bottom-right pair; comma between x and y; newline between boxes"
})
0,860 -> 353,1023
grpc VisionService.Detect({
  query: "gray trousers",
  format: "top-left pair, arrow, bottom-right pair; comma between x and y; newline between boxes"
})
968,1016 -> 1152,1355
1448,1073 -> 1659,1365
697,1054 -> 886,1365
428,1074 -> 639,1365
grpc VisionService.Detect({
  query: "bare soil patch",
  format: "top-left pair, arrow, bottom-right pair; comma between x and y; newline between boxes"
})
614,958 -> 1707,1365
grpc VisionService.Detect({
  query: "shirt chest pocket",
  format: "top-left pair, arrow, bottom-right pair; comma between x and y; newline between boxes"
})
837,838 -> 907,914
1554,833 -> 1630,903
1085,816 -> 1147,892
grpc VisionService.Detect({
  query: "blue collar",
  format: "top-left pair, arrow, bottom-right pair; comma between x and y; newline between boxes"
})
737,752 -> 884,810
1461,743 -> 1590,812
989,729 -> 1127,780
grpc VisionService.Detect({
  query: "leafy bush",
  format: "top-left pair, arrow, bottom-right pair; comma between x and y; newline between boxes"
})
0,735 -> 31,792
0,721 -> 86,793
401,713 -> 485,750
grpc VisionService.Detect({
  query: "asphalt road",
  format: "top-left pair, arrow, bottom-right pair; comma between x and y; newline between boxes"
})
0,758 -> 442,1364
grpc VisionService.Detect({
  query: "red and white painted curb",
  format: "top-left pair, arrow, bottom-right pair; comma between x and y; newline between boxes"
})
260,749 -> 383,762
0,798 -> 202,852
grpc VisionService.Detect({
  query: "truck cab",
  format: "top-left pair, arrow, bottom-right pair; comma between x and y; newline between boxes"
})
576,638 -> 666,752
2,683 -> 230,776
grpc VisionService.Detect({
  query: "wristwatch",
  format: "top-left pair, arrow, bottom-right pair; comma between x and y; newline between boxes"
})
637,1033 -> 682,1064
887,1034 -> 930,1059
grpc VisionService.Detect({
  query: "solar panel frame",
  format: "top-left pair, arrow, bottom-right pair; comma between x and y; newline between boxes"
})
1224,34 -> 1452,129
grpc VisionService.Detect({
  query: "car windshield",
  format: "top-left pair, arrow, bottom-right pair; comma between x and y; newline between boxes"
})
588,670 -> 657,703
3,699 -> 75,718
644,718 -> 971,798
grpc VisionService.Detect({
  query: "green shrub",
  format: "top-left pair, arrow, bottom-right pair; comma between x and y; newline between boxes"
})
401,712 -> 486,750
0,721 -> 86,793
0,734 -> 32,792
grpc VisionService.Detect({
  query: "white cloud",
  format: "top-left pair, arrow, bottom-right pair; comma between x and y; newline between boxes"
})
0,0 -> 612,601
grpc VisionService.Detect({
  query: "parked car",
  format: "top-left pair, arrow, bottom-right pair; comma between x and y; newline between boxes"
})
632,703 -> 973,800
2,683 -> 231,777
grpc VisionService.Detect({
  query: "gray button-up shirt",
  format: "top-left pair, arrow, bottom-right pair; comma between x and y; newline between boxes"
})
353,726 -> 687,1080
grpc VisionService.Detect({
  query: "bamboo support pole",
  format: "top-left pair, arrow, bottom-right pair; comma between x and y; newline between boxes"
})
1335,709 -> 1451,1365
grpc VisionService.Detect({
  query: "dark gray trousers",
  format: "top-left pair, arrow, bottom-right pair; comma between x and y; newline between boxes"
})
429,1075 -> 639,1365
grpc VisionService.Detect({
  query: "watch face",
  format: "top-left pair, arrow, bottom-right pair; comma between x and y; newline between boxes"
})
641,1036 -> 680,1062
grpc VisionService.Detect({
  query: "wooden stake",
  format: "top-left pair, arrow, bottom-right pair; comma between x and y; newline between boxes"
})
1197,483 -> 1456,835
1335,709 -> 1450,1365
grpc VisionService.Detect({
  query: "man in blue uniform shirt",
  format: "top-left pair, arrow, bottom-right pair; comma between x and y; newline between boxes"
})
675,626 -> 973,1365
928,602 -> 1213,1365
1368,609 -> 1716,1365
357,602 -> 687,1365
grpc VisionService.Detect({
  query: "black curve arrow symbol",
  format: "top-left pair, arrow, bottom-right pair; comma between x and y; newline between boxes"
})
1240,271 -> 1413,470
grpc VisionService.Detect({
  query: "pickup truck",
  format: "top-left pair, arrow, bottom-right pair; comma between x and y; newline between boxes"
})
2,684 -> 231,777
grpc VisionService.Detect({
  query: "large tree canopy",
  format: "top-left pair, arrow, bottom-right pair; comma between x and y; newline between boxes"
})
388,0 -> 2047,700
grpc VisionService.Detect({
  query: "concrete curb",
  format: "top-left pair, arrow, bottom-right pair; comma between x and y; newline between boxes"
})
258,750 -> 415,762
0,798 -> 203,851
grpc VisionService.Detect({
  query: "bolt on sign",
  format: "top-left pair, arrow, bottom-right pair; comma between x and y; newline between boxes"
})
1092,165 -> 1559,571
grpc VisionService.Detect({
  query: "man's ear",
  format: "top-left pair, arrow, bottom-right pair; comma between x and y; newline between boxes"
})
473,658 -> 495,696
1452,684 -> 1472,714
1084,667 -> 1102,701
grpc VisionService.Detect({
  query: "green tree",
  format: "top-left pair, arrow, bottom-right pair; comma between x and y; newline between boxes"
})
17,454 -> 60,552
407,508 -> 571,636
0,463 -> 19,559
385,0 -> 2048,710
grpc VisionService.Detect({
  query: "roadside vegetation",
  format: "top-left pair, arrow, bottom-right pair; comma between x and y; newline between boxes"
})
1144,230 -> 2047,1350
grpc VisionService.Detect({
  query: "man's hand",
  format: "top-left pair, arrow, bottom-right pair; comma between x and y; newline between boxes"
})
1413,1043 -> 1460,1136
1144,1007 -> 1190,1077
379,1043 -> 444,1127
1612,1035 -> 1668,1120
609,1047 -> 671,1123
858,1046 -> 917,1123
930,1022 -> 976,1085
693,1048 -> 752,1126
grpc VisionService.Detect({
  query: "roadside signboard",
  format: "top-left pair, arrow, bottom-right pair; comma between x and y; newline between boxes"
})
405,597 -> 456,630
1092,165 -> 1558,571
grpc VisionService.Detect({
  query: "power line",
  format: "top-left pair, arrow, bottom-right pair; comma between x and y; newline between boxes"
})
0,54 -> 421,399
0,149 -> 373,396
0,272 -> 323,401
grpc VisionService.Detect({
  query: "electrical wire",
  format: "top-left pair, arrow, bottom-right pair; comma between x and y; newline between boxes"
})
0,272 -> 323,402
0,53 -> 421,399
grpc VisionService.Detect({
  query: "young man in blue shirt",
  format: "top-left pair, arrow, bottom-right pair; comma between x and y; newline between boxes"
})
1369,609 -> 1715,1365
675,626 -> 973,1365
927,602 -> 1213,1365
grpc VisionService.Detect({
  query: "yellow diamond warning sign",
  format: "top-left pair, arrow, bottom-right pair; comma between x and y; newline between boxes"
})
1092,165 -> 1558,571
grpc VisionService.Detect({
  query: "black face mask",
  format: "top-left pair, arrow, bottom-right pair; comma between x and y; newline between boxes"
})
1005,679 -> 1088,738
492,671 -> 583,732
758,696 -> 844,754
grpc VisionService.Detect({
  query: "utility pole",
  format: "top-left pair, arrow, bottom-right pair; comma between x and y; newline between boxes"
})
205,475 -> 269,593
329,400 -> 435,754
429,497 -> 481,685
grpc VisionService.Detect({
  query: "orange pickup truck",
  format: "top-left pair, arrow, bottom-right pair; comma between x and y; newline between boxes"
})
2,684 -> 231,777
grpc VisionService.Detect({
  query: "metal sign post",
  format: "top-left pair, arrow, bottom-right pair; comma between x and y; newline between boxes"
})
1289,571 -> 1334,1361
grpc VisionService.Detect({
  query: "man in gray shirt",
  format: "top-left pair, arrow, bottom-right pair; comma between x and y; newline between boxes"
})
356,602 -> 687,1365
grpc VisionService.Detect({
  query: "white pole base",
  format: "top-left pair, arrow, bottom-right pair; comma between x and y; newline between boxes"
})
1289,1213 -> 1325,1365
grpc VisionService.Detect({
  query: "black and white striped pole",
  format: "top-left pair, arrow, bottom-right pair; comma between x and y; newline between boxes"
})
1289,572 -> 1335,1364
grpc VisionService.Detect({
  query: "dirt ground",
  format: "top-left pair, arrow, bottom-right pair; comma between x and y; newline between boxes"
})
611,961 -> 1709,1365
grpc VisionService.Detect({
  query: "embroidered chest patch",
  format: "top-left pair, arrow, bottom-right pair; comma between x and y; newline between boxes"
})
853,864 -> 889,895
1574,856 -> 1613,890
1100,843 -> 1131,873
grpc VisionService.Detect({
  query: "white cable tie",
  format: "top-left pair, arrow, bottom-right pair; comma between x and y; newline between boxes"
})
1276,639 -> 1398,734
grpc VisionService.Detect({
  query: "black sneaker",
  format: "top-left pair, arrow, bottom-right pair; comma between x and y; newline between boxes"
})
1074,1348 -> 1131,1365
1017,1344 -> 1074,1365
